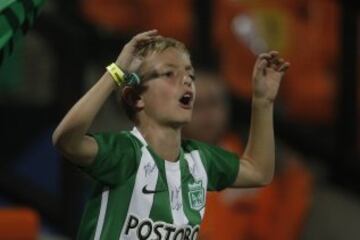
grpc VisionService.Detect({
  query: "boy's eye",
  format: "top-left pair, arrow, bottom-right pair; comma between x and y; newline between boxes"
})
190,74 -> 196,81
159,70 -> 175,78
164,71 -> 175,78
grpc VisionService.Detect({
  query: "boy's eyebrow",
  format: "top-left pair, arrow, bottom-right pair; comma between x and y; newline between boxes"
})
141,63 -> 195,81
186,65 -> 195,73
163,63 -> 194,72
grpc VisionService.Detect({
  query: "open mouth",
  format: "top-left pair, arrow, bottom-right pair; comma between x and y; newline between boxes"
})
179,92 -> 193,109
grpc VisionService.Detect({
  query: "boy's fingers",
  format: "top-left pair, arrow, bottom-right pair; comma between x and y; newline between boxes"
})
133,35 -> 161,48
135,37 -> 161,49
254,59 -> 267,76
269,51 -> 279,57
256,51 -> 289,72
279,62 -> 290,72
257,59 -> 267,70
134,30 -> 158,40
143,35 -> 162,42
258,51 -> 279,64
271,58 -> 282,69
258,53 -> 271,60
278,58 -> 284,64
137,29 -> 158,36
258,50 -> 279,58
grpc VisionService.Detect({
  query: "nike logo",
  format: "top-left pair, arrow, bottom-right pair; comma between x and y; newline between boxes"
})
142,185 -> 163,194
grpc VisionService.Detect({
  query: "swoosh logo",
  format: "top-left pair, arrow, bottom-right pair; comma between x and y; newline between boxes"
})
142,185 -> 163,194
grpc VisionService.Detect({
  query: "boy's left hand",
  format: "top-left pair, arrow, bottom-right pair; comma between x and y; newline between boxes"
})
252,51 -> 290,102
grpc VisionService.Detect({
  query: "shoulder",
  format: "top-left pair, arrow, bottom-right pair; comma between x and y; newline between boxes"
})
91,130 -> 144,158
93,130 -> 141,147
182,138 -> 234,157
182,139 -> 238,168
182,138 -> 215,152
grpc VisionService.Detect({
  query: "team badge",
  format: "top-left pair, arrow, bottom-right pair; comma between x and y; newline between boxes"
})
188,180 -> 205,211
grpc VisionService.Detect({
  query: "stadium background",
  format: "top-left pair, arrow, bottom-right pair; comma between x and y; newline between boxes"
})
0,0 -> 358,239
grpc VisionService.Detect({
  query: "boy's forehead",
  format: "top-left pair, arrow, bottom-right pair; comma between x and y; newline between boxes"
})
140,48 -> 192,72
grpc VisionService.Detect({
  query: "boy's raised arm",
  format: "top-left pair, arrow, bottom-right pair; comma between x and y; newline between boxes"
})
232,51 -> 290,187
52,30 -> 158,166
52,72 -> 117,166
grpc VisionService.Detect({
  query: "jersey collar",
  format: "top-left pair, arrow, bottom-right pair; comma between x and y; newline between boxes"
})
130,127 -> 148,146
130,127 -> 192,182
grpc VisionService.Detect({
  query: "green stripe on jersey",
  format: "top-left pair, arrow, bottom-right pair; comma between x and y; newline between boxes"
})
100,175 -> 137,240
77,184 -> 103,240
149,157 -> 173,223
180,157 -> 202,226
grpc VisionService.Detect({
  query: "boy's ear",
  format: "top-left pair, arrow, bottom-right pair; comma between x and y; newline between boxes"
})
121,86 -> 144,109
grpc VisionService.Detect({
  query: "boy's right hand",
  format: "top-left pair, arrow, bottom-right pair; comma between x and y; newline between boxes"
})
115,30 -> 159,73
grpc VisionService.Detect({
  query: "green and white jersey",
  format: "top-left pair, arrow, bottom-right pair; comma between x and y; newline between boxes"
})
77,127 -> 239,240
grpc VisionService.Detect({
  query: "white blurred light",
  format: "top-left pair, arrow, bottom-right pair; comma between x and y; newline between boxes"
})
232,14 -> 268,55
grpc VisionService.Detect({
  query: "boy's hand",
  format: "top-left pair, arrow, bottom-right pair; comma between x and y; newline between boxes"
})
252,51 -> 290,102
115,30 -> 159,72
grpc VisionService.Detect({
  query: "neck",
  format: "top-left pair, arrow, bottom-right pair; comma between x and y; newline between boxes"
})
136,120 -> 182,162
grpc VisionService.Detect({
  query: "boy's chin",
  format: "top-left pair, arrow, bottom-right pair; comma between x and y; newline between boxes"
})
179,115 -> 192,124
168,117 -> 192,128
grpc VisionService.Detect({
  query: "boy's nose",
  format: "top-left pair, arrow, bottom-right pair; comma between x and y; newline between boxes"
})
183,75 -> 192,87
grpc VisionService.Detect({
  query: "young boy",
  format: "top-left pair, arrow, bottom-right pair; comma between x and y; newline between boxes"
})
52,30 -> 289,240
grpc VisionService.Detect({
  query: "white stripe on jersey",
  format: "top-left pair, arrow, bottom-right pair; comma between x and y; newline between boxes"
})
165,160 -> 189,225
119,145 -> 159,239
130,127 -> 147,146
94,186 -> 109,240
185,151 -> 208,219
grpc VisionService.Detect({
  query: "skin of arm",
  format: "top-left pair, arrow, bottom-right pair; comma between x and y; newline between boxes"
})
232,51 -> 290,187
52,30 -> 159,166
52,72 -> 117,166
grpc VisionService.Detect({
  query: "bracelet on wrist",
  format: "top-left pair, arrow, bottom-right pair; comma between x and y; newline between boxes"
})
106,63 -> 125,86
106,63 -> 141,87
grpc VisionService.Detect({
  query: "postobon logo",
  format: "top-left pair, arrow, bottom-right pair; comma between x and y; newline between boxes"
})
124,214 -> 199,240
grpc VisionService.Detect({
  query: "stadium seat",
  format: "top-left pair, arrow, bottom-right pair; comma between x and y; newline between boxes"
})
0,208 -> 39,240
81,0 -> 193,45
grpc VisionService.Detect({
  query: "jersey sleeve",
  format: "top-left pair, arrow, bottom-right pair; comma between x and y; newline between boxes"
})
80,132 -> 138,185
196,141 -> 240,191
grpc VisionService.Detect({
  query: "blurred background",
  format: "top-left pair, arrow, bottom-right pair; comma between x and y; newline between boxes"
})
0,0 -> 358,239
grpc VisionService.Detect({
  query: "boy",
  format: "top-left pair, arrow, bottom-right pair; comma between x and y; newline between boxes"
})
52,30 -> 289,240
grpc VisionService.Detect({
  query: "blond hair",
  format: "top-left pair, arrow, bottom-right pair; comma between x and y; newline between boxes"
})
135,37 -> 189,58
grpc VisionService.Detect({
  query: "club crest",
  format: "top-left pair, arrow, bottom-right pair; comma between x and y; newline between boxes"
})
188,180 -> 205,211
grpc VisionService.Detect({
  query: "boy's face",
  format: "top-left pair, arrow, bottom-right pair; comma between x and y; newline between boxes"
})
137,47 -> 196,127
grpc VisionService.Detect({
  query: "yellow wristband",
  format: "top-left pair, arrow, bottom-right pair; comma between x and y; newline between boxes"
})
106,63 -> 125,86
